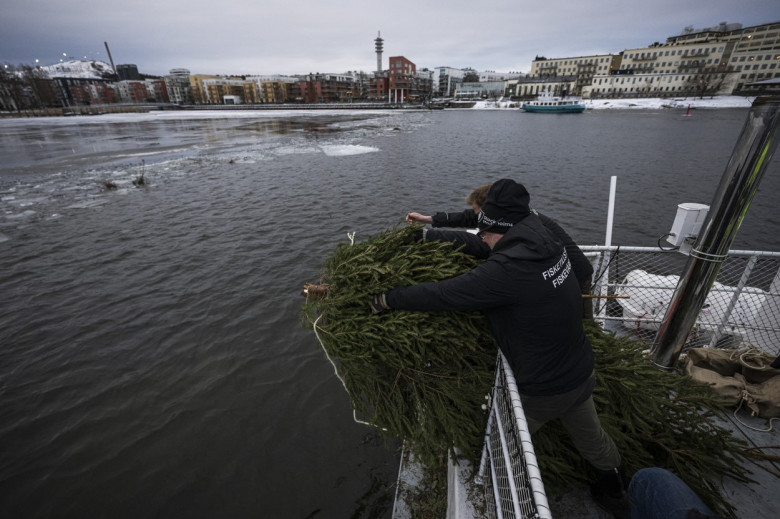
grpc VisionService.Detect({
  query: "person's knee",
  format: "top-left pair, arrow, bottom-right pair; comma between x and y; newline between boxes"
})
628,466 -> 667,495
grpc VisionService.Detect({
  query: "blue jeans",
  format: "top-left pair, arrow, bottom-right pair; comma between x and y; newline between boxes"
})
629,467 -> 714,519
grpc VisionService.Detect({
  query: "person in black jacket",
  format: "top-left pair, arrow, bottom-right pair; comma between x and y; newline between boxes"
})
406,183 -> 595,319
374,179 -> 628,518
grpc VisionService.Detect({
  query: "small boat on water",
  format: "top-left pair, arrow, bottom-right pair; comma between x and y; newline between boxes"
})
522,90 -> 586,113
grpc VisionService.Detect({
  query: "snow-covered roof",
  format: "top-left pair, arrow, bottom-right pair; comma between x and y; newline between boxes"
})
40,60 -> 114,79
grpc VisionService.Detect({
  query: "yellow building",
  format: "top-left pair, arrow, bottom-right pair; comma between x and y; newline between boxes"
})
188,75 -> 259,104
247,75 -> 300,103
188,75 -> 219,104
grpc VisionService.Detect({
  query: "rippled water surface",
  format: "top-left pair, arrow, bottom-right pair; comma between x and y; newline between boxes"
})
1,107 -> 778,518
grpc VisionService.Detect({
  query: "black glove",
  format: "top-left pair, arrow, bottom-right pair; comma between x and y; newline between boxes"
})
369,293 -> 390,314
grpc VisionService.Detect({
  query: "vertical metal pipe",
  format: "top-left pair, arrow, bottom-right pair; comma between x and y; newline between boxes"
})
597,177 -> 618,320
651,96 -> 780,368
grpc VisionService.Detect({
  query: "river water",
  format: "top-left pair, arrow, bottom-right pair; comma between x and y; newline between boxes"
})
1,107 -> 779,518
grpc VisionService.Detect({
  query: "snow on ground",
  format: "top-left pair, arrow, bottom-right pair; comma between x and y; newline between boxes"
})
472,96 -> 754,110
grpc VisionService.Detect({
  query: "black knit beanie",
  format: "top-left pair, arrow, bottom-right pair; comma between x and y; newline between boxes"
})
477,179 -> 531,234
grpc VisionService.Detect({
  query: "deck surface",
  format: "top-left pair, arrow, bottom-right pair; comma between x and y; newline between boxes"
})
549,410 -> 780,518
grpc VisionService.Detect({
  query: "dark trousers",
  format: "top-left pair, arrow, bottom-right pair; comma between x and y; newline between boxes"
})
521,372 -> 621,471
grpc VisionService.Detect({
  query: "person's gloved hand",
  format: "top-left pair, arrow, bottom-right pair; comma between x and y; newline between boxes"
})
369,293 -> 390,314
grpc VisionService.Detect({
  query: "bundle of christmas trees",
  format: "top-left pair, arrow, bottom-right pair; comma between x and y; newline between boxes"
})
302,226 -> 760,516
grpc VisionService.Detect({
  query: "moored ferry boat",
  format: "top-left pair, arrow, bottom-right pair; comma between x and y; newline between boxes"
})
522,90 -> 586,113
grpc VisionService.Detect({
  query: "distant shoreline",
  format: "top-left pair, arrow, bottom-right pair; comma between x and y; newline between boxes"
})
0,95 -> 758,119
471,95 -> 755,110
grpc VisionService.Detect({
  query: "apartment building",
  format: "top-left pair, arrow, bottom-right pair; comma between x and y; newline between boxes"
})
203,78 -> 259,104
386,56 -> 432,102
298,73 -> 355,103
388,56 -> 415,103
247,75 -> 299,103
188,74 -> 219,104
145,79 -> 169,103
505,76 -> 578,98
187,75 -> 259,104
50,77 -> 117,106
712,21 -> 780,94
530,54 -> 619,95
533,20 -> 780,98
432,67 -> 465,96
164,69 -> 194,105
586,38 -> 738,98
114,80 -> 150,103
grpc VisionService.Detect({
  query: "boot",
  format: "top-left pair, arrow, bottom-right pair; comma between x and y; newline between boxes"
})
590,465 -> 630,519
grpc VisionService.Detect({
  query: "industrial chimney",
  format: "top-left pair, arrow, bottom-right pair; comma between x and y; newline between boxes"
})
104,41 -> 117,74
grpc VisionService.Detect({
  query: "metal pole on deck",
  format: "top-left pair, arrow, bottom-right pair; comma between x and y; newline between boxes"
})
596,177 -> 618,320
651,97 -> 780,368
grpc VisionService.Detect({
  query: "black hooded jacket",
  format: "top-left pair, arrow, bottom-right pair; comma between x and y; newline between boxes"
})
385,213 -> 594,397
431,208 -> 594,286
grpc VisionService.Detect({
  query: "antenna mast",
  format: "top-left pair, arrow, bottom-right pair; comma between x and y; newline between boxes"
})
374,31 -> 384,73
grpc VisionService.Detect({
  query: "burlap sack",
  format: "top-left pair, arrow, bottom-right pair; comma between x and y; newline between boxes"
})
684,347 -> 780,419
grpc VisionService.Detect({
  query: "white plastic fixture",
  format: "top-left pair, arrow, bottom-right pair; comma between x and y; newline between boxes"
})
666,203 -> 710,248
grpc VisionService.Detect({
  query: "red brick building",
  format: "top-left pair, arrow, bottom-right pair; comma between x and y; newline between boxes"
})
385,56 -> 432,103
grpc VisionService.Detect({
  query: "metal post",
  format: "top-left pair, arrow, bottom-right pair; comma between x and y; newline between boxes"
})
596,176 -> 618,320
707,255 -> 757,348
651,97 -> 780,368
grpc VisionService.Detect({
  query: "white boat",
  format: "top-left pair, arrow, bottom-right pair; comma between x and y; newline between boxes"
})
521,90 -> 586,113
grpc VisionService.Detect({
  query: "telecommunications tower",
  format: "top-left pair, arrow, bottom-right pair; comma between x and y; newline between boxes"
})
374,31 -> 384,73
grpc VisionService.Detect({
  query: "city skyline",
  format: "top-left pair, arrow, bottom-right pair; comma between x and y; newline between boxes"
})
2,0 -> 779,77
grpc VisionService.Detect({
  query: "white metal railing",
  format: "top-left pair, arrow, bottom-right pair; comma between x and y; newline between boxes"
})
478,351 -> 552,519
473,245 -> 780,519
583,246 -> 780,356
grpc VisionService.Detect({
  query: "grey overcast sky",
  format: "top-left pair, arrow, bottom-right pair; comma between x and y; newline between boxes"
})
2,0 -> 778,76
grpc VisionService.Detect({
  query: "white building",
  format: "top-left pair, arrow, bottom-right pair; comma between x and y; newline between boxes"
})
164,68 -> 193,104
529,20 -> 780,98
432,67 -> 465,97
